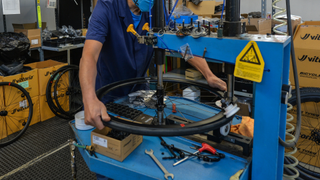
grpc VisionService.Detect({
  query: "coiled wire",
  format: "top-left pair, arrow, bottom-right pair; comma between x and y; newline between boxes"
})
283,94 -> 300,179
272,0 -> 287,35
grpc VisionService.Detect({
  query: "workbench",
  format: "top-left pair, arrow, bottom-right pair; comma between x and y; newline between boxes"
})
70,99 -> 251,180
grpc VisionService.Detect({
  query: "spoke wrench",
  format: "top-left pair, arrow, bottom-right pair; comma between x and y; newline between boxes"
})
145,149 -> 174,180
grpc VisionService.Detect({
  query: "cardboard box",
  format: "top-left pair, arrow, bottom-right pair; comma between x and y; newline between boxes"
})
82,29 -> 87,36
5,96 -> 40,136
12,22 -> 47,31
12,22 -> 47,48
247,18 -> 271,34
2,69 -> 39,106
26,60 -> 68,96
0,77 -> 5,140
14,29 -> 41,48
91,127 -> 143,162
273,15 -> 302,34
176,0 -> 216,16
290,21 -> 320,88
0,76 -> 4,107
185,68 -> 203,80
39,93 -> 69,121
93,0 -> 98,10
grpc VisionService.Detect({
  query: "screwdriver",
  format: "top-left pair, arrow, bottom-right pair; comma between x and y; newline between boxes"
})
173,143 -> 217,166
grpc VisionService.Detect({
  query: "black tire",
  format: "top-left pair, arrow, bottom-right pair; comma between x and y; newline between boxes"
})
287,87 -> 320,179
96,77 -> 233,136
46,65 -> 76,119
0,82 -> 33,147
53,66 -> 82,118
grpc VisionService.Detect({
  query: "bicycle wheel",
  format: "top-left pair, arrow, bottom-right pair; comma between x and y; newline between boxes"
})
287,87 -> 320,178
46,65 -> 76,119
96,77 -> 233,136
53,66 -> 82,118
0,82 -> 33,147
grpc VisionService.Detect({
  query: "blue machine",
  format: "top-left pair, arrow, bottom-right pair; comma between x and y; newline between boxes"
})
72,33 -> 291,180
155,33 -> 291,180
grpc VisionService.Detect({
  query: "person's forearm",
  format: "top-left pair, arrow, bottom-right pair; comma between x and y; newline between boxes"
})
187,57 -> 215,79
79,55 -> 98,104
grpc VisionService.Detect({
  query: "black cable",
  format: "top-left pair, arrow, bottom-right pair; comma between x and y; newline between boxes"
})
279,0 -> 302,148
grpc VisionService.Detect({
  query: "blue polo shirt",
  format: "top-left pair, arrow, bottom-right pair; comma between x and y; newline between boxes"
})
86,0 -> 154,102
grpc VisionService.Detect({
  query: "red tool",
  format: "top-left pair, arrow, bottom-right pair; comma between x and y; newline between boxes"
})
173,143 -> 217,166
198,143 -> 217,154
172,103 -> 177,113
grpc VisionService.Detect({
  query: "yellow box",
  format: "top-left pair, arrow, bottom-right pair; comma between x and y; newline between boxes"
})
39,92 -> 69,122
5,96 -> 40,136
2,69 -> 39,106
25,60 -> 68,96
0,76 -> 6,140
0,76 -> 4,107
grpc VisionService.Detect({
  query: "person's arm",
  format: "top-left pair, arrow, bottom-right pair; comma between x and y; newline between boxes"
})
187,56 -> 227,91
79,40 -> 110,130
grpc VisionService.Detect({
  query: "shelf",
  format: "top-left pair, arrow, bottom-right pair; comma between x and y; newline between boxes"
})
42,43 -> 84,52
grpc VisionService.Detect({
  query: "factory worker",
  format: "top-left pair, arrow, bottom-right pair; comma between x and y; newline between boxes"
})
80,0 -> 226,131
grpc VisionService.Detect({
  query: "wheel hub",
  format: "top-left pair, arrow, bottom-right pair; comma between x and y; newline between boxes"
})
0,110 -> 8,116
311,129 -> 320,145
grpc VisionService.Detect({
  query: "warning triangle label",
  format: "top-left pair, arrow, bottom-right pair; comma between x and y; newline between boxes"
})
234,41 -> 265,83
239,45 -> 261,65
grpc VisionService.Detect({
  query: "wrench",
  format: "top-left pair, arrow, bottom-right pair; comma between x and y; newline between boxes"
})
145,149 -> 174,180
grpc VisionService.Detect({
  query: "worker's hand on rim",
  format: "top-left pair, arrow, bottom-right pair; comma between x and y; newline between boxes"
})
207,75 -> 227,91
84,98 -> 111,130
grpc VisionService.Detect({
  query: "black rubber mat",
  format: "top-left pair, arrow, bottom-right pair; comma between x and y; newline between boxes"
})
0,117 -> 96,180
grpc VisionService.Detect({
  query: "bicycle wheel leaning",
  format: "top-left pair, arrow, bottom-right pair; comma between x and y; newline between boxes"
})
46,65 -> 78,120
96,77 -> 234,136
286,87 -> 320,179
0,82 -> 33,147
53,66 -> 82,119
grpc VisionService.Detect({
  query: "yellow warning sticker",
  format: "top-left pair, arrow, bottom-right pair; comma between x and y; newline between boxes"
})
37,0 -> 40,4
234,41 -> 265,83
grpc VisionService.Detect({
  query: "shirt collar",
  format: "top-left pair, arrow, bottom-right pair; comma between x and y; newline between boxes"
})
118,0 -> 129,18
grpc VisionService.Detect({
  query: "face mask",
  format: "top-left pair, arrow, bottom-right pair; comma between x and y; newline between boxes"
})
133,0 -> 154,12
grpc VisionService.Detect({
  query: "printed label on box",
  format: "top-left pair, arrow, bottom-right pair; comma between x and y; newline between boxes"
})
31,39 -> 39,45
19,100 -> 28,108
93,135 -> 108,148
18,81 -> 29,88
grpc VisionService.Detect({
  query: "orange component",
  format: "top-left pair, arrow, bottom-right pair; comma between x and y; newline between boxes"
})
172,103 -> 177,113
142,23 -> 150,32
127,24 -> 139,37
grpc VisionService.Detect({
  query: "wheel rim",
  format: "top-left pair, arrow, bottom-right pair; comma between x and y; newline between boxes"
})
53,67 -> 82,118
0,82 -> 33,146
96,77 -> 233,136
287,88 -> 320,178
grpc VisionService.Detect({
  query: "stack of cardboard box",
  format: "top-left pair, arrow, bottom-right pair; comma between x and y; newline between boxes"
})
0,67 -> 40,136
26,60 -> 69,122
0,60 -> 69,141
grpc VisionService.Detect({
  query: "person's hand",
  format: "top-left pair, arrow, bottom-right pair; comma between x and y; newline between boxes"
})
207,75 -> 227,91
84,97 -> 111,130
